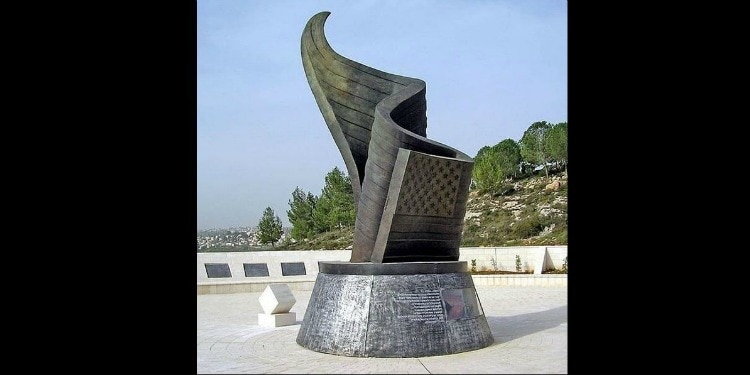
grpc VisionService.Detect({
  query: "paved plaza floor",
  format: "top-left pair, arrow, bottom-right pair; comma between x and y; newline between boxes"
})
197,285 -> 567,374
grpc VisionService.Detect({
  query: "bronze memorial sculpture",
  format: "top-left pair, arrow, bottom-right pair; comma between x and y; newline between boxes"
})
296,11 -> 494,357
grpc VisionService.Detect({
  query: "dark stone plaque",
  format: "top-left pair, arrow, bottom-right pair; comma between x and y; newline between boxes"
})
281,262 -> 306,276
204,263 -> 231,278
243,263 -> 269,277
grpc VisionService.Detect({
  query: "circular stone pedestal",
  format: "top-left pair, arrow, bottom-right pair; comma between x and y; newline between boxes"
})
296,261 -> 494,357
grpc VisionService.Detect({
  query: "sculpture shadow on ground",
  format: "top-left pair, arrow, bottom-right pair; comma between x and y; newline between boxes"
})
485,306 -> 568,343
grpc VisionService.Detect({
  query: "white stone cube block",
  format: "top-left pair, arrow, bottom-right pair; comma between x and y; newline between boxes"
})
258,284 -> 296,314
258,312 -> 296,327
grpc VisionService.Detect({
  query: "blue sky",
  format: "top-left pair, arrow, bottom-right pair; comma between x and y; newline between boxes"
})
198,0 -> 567,230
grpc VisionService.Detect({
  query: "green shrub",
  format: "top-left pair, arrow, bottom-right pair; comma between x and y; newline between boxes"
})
515,254 -> 522,272
493,183 -> 515,197
512,215 -> 545,238
464,222 -> 480,234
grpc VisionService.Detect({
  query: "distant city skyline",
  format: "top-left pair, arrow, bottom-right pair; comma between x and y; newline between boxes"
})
198,0 -> 567,230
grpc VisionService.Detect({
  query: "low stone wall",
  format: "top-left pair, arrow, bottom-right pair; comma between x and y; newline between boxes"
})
197,250 -> 348,282
458,246 -> 568,274
196,246 -> 567,294
197,274 -> 567,295
197,277 -> 317,294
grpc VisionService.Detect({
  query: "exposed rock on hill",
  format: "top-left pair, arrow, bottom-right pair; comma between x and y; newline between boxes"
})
461,172 -> 567,247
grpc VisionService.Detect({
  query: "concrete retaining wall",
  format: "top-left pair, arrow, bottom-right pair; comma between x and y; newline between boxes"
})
197,246 -> 567,294
197,250 -> 349,282
458,246 -> 568,274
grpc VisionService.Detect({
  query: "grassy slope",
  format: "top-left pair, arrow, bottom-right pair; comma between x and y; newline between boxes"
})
461,171 -> 568,247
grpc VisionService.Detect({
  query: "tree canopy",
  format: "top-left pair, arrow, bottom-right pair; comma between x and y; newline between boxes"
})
546,122 -> 567,172
519,121 -> 554,177
287,187 -> 318,241
257,206 -> 283,247
313,167 -> 355,232
472,138 -> 521,194
287,166 -> 356,240
471,120 -> 567,192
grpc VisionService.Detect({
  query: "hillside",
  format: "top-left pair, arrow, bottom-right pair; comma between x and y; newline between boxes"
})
280,170 -> 567,250
461,170 -> 567,246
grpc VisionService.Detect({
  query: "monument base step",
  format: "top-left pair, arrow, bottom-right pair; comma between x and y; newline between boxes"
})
296,261 -> 494,357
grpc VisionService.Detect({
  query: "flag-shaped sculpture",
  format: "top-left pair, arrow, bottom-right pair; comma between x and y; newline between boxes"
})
297,12 -> 492,358
301,11 -> 474,263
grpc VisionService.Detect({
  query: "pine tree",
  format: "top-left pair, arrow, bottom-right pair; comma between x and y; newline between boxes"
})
287,187 -> 318,241
472,139 -> 521,194
257,207 -> 283,248
520,121 -> 553,178
546,122 -> 567,172
313,167 -> 355,232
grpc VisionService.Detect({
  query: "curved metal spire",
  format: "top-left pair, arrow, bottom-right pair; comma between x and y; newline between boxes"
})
301,11 -> 474,263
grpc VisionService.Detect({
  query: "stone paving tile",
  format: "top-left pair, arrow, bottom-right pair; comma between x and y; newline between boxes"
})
197,286 -> 567,374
